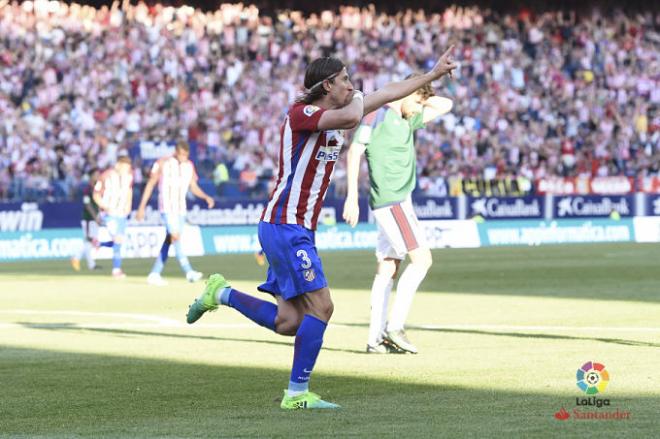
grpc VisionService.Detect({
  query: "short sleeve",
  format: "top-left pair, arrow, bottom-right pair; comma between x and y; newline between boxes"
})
354,124 -> 372,145
93,179 -> 104,194
288,104 -> 327,132
355,109 -> 388,144
409,111 -> 425,131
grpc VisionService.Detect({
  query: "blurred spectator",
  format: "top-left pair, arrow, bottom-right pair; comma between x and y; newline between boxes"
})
51,145 -> 70,199
239,164 -> 258,196
213,160 -> 230,195
0,1 -> 658,202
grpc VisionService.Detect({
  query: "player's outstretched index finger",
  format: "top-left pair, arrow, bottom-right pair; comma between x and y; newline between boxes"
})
441,44 -> 455,59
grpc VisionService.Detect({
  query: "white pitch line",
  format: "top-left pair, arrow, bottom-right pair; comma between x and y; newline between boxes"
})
0,319 -> 659,333
411,324 -> 660,333
0,310 -> 182,326
0,322 -> 250,329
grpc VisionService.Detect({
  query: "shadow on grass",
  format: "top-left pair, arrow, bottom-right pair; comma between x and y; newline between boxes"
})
0,345 -> 656,438
16,322 -> 364,354
337,322 -> 660,348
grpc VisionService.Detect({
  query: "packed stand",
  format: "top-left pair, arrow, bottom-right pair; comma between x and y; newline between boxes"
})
0,0 -> 659,202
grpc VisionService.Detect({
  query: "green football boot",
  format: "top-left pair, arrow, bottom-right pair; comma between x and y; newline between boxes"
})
186,274 -> 230,324
280,391 -> 341,410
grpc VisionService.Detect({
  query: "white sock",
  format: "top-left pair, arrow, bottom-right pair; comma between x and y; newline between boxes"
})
75,241 -> 85,260
84,242 -> 95,269
368,274 -> 393,346
387,264 -> 428,332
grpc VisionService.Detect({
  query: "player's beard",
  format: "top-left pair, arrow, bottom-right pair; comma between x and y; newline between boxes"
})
341,91 -> 353,107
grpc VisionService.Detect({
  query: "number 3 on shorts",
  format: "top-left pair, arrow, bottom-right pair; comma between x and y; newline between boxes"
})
296,249 -> 312,269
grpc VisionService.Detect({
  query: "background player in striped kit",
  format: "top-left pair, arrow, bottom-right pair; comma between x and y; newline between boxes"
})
93,156 -> 133,279
184,47 -> 457,410
343,77 -> 454,354
136,140 -> 215,285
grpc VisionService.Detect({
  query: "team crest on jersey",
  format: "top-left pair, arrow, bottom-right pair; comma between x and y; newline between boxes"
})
303,269 -> 316,282
326,130 -> 344,146
303,105 -> 320,117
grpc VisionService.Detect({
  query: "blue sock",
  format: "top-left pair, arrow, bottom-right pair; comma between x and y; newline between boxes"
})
288,315 -> 327,394
150,237 -> 170,274
223,288 -> 277,331
112,243 -> 121,269
173,240 -> 192,273
100,241 -> 114,248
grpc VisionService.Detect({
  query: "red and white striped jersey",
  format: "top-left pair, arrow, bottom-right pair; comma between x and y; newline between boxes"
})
151,155 -> 198,214
261,102 -> 344,230
94,169 -> 133,217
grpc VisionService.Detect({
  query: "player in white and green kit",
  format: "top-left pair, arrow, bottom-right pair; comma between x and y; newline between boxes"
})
343,76 -> 453,353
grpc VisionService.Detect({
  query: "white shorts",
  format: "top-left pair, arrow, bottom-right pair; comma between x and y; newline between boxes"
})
162,213 -> 187,235
103,215 -> 127,239
81,220 -> 99,241
372,197 -> 427,261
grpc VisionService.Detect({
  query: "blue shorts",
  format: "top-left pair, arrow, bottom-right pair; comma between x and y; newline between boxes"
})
104,215 -> 127,239
257,221 -> 327,300
162,213 -> 186,235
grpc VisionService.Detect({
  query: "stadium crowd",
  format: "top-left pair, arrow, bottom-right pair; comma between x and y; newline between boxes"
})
0,0 -> 658,201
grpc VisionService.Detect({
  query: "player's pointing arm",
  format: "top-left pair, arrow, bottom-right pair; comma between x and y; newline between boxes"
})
363,45 -> 457,115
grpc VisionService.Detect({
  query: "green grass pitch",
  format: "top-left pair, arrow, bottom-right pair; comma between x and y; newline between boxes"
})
1,243 -> 659,438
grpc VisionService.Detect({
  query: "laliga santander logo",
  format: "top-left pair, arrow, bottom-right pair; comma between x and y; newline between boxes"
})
554,361 -> 630,421
554,407 -> 570,421
576,361 -> 609,395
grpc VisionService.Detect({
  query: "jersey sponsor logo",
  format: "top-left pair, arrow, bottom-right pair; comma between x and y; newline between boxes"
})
315,146 -> 340,162
303,105 -> 320,117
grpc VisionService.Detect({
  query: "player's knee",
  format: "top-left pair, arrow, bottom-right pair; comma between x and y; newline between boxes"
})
276,323 -> 298,336
311,299 -> 334,322
114,236 -> 123,244
378,259 -> 398,279
170,233 -> 180,242
325,301 -> 334,320
411,249 -> 432,271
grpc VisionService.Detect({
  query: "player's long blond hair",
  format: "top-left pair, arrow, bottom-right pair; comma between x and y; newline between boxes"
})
405,73 -> 435,100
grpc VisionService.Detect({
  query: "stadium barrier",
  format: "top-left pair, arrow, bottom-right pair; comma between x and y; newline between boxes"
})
1,194 -> 659,260
633,217 -> 660,243
477,219 -> 634,247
